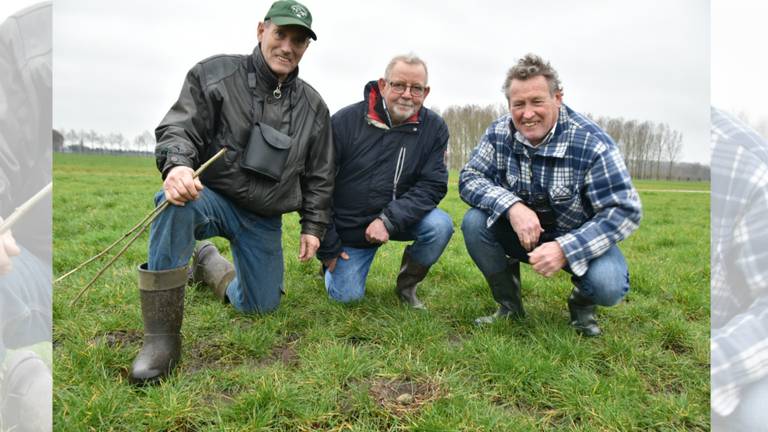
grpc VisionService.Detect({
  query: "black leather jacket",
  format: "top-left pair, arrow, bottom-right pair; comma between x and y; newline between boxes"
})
155,46 -> 334,239
0,2 -> 52,263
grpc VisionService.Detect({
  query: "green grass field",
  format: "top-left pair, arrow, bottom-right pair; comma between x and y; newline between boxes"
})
53,154 -> 710,431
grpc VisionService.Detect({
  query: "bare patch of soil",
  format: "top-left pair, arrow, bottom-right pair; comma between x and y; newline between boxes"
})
256,332 -> 301,368
91,329 -> 142,348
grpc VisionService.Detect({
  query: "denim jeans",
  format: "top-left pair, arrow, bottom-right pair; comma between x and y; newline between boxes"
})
148,189 -> 283,313
324,208 -> 454,303
461,208 -> 628,306
0,248 -> 51,362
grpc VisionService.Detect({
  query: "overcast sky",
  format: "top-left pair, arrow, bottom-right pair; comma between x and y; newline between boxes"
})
6,1 -> 723,163
711,0 -> 768,120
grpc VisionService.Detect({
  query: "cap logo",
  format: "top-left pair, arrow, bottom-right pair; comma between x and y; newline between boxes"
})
290,5 -> 308,18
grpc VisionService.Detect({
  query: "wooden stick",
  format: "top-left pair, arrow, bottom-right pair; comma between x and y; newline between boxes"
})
69,203 -> 165,306
54,202 -> 166,284
0,182 -> 52,235
64,148 -> 227,304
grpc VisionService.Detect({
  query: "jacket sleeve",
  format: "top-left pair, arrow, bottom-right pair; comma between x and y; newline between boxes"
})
0,22 -> 19,217
316,221 -> 342,261
458,122 -> 521,227
380,119 -> 449,233
555,144 -> 642,276
317,117 -> 345,260
298,106 -> 334,239
154,63 -> 215,178
711,169 -> 768,416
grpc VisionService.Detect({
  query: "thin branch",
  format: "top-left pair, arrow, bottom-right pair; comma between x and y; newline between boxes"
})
63,148 -> 227,303
0,182 -> 52,235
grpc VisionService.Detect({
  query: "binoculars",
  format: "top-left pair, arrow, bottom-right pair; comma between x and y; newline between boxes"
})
518,190 -> 557,231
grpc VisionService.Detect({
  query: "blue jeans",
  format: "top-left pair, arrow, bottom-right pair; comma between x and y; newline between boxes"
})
324,208 -> 454,303
148,189 -> 283,313
461,208 -> 628,306
0,248 -> 51,362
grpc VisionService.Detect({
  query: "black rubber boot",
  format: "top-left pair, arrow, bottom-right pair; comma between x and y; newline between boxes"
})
395,247 -> 429,310
190,241 -> 235,302
475,260 -> 525,325
129,263 -> 187,385
0,350 -> 52,432
567,286 -> 602,337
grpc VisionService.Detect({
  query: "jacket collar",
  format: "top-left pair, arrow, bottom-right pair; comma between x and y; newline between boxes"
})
509,104 -> 570,158
363,80 -> 420,130
250,45 -> 299,94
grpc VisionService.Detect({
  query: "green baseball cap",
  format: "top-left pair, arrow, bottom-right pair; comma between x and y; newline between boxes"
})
264,0 -> 317,40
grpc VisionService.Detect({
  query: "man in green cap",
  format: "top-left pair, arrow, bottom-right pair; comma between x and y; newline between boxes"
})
129,0 -> 334,384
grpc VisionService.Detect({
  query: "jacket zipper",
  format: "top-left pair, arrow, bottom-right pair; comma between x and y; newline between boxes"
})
392,145 -> 406,200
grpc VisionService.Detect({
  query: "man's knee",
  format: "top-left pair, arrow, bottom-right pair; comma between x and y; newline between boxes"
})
325,274 -> 365,303
462,208 -> 498,253
580,255 -> 629,306
226,278 -> 282,314
422,209 -> 454,246
461,208 -> 489,239
231,293 -> 281,314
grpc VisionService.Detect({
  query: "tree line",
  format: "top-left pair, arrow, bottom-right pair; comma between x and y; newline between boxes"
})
54,128 -> 155,155
435,104 -> 706,181
55,104 -> 710,181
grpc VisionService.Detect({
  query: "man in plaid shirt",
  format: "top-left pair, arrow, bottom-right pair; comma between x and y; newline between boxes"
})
459,54 -> 641,336
711,108 -> 768,430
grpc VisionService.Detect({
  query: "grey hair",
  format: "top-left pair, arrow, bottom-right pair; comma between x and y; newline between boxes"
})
384,53 -> 429,84
502,53 -> 562,97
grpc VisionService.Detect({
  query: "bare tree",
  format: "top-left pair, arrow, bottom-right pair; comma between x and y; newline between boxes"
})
664,128 -> 683,180
133,130 -> 155,154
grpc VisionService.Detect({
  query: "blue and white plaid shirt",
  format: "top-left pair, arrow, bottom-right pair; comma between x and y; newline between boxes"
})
459,104 -> 641,276
711,108 -> 768,417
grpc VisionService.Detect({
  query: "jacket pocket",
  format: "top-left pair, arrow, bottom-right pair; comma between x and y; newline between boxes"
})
548,183 -> 584,229
504,172 -> 519,192
240,123 -> 293,181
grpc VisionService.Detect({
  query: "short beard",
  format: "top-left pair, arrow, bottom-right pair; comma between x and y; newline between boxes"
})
390,104 -> 415,125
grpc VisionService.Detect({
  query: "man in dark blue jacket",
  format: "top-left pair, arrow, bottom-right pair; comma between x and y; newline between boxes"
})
317,54 -> 453,309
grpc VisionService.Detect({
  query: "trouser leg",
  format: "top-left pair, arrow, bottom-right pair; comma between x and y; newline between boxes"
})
462,208 -> 629,333
0,248 -> 51,354
147,189 -> 284,313
462,208 -> 525,323
224,212 -> 283,313
394,208 -> 454,309
324,247 -> 377,303
567,245 -> 629,336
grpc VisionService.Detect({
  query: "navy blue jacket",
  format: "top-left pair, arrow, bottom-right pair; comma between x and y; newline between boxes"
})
317,81 -> 449,260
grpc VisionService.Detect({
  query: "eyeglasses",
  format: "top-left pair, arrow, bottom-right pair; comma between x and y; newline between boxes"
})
387,81 -> 426,97
272,27 -> 311,49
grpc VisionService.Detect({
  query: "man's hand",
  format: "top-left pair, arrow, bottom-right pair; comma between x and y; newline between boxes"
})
507,202 -> 543,251
323,251 -> 350,273
299,234 -> 320,261
0,223 -> 21,275
365,218 -> 390,244
163,166 -> 204,206
528,241 -> 567,277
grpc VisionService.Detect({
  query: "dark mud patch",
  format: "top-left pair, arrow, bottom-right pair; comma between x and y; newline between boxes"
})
91,329 -> 142,348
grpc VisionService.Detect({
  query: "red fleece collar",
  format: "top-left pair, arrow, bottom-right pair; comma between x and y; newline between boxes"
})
367,85 -> 420,127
